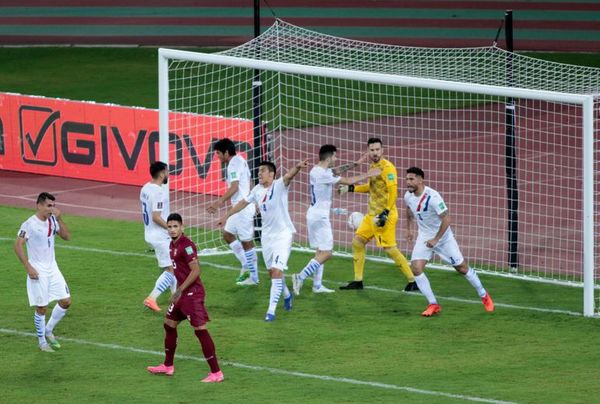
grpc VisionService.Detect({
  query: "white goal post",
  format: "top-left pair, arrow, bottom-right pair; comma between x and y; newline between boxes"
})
158,22 -> 597,316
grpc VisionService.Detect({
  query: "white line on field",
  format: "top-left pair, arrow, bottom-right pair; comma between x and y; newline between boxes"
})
0,195 -> 138,214
0,328 -> 514,404
20,183 -> 118,198
0,237 -> 583,317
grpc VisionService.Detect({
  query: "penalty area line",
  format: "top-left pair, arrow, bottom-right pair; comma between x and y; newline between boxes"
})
0,328 -> 514,404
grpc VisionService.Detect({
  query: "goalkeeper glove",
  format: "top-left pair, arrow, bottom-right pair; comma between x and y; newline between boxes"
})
338,184 -> 355,194
374,209 -> 390,227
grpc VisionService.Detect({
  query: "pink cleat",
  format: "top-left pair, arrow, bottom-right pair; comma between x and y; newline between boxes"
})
481,293 -> 495,312
201,370 -> 224,383
147,363 -> 174,376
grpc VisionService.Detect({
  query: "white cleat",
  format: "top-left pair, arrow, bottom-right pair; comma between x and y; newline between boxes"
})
39,343 -> 54,352
313,285 -> 335,294
292,273 -> 303,296
236,277 -> 259,286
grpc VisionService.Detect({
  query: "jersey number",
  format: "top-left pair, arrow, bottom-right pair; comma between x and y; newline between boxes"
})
142,202 -> 150,225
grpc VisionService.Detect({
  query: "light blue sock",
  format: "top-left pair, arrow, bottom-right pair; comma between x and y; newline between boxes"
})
150,271 -> 175,299
34,312 -> 47,345
245,248 -> 259,282
299,259 -> 321,281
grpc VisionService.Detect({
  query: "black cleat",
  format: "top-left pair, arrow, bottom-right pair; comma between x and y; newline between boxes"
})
404,281 -> 419,292
340,280 -> 364,290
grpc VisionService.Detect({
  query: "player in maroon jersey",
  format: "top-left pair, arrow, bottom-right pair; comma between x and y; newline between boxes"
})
147,213 -> 223,383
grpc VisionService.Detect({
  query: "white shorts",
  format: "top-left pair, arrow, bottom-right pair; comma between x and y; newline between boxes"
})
224,204 -> 255,241
27,266 -> 70,307
411,235 -> 464,266
147,237 -> 172,268
307,211 -> 333,251
261,232 -> 293,271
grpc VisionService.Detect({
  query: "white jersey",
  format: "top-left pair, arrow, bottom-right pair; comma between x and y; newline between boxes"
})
227,155 -> 252,205
18,215 -> 60,275
140,182 -> 169,242
245,178 -> 296,238
404,186 -> 453,241
308,165 -> 341,214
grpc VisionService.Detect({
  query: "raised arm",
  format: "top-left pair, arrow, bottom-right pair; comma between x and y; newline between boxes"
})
283,159 -> 309,187
338,167 -> 381,186
53,208 -> 71,241
332,153 -> 368,177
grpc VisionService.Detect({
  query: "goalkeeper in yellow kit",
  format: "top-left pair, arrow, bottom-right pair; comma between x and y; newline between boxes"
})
339,138 -> 418,291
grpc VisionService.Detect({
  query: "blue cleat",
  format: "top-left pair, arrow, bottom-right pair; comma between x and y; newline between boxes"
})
284,294 -> 293,311
264,313 -> 276,322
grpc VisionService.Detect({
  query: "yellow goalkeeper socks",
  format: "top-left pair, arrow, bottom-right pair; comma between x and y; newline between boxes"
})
352,238 -> 366,281
386,248 -> 415,282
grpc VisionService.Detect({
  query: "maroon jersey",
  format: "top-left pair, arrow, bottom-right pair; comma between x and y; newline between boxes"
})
169,234 -> 204,297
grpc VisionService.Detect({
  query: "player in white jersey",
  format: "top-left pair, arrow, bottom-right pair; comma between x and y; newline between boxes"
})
140,161 -> 177,312
218,160 -> 309,322
14,192 -> 72,352
292,144 -> 379,295
404,167 -> 494,316
207,138 -> 259,286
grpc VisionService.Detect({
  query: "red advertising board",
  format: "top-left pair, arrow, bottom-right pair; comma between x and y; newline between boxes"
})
0,93 -> 254,195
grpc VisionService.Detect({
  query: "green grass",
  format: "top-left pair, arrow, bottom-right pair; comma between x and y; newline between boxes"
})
2,205 -> 600,403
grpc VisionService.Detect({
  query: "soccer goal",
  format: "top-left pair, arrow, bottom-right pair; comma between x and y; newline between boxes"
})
159,20 -> 600,316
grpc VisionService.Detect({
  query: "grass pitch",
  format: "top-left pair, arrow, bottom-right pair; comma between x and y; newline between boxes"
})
1,205 -> 600,403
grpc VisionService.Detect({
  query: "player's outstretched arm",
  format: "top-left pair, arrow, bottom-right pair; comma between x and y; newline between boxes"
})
217,199 -> 250,227
53,208 -> 71,241
332,153 -> 368,177
207,181 -> 239,214
338,167 -> 381,186
170,259 -> 201,304
283,159 -> 309,186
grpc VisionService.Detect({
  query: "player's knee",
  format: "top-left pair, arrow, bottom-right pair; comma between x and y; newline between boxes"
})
36,306 -> 47,315
454,262 -> 468,274
241,240 -> 254,250
59,298 -> 71,309
193,324 -> 207,331
163,321 -> 177,332
269,268 -> 284,278
352,238 -> 366,250
222,231 -> 236,243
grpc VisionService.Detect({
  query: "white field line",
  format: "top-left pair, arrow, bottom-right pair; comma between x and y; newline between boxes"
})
0,195 -> 138,214
0,328 -> 515,404
21,183 -> 118,198
0,237 -> 583,317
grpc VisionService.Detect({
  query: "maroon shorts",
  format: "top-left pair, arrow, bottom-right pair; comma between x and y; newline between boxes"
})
166,292 -> 210,327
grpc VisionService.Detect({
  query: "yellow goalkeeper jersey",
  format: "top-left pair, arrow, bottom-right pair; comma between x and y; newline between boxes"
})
354,158 -> 398,216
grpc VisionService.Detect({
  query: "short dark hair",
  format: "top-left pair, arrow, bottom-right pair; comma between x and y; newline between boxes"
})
150,161 -> 168,179
407,167 -> 425,178
367,138 -> 382,146
36,192 -> 55,204
213,138 -> 237,156
167,213 -> 183,224
259,161 -> 277,175
318,144 -> 337,161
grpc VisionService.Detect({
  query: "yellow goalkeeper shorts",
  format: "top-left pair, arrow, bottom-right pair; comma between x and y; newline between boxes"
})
355,210 -> 398,248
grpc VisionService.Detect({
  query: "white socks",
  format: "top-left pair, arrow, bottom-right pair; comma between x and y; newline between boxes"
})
34,312 -> 46,345
313,264 -> 324,289
245,248 -> 259,282
267,278 -> 284,315
299,259 -> 320,281
464,267 -> 486,298
229,240 -> 246,269
150,271 -> 176,299
46,305 -> 68,335
414,273 -> 437,304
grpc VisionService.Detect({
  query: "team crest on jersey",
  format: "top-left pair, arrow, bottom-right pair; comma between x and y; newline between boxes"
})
387,173 -> 395,181
185,246 -> 194,255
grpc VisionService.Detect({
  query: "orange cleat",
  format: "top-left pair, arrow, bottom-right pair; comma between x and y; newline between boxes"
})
481,293 -> 495,312
421,303 -> 442,317
144,297 -> 161,312
201,370 -> 224,383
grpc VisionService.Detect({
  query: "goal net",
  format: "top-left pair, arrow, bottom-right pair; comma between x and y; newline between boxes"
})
160,20 -> 600,316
